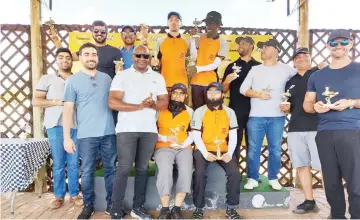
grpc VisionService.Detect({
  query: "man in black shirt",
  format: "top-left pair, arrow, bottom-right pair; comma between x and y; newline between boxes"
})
281,48 -> 321,214
222,36 -> 261,164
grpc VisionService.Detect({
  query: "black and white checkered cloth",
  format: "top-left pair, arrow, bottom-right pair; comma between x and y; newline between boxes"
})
0,138 -> 50,193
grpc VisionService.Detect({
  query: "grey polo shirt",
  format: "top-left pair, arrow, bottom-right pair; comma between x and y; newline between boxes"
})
35,72 -> 77,129
63,71 -> 115,139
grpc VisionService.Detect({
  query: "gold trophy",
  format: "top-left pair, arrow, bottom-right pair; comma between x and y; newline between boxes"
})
151,52 -> 160,72
169,126 -> 181,149
232,63 -> 241,77
44,17 -> 61,45
281,85 -> 294,105
192,18 -> 202,39
113,58 -> 124,72
139,23 -> 149,44
322,86 -> 339,108
213,136 -> 225,160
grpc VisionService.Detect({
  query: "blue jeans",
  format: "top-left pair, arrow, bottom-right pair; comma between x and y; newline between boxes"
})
78,134 -> 117,207
247,117 -> 285,181
47,126 -> 79,198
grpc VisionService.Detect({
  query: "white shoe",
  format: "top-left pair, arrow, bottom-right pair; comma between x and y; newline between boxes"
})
269,179 -> 282,190
244,178 -> 259,190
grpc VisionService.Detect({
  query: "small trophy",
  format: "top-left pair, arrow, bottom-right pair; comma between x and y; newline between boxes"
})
281,85 -> 294,105
44,17 -> 56,35
213,136 -> 225,160
192,18 -> 202,39
151,52 -> 160,72
113,58 -> 124,72
169,126 -> 181,149
139,23 -> 149,43
322,87 -> 339,108
232,63 -> 241,77
20,124 -> 31,141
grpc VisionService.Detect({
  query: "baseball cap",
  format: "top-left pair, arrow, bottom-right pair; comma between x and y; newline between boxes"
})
168,11 -> 182,21
257,39 -> 281,53
292,47 -> 310,59
171,83 -> 187,93
235,36 -> 255,45
327,29 -> 351,43
121,25 -> 136,33
206,82 -> 224,93
202,11 -> 223,25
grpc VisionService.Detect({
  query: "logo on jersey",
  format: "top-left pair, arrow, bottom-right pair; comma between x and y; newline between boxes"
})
208,54 -> 215,61
180,53 -> 185,59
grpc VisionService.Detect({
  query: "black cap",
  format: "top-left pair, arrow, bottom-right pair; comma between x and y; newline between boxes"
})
292,47 -> 310,59
257,39 -> 281,53
206,82 -> 224,93
171,83 -> 187,93
203,11 -> 223,25
327,29 -> 351,43
235,36 -> 255,45
168,11 -> 182,21
121,25 -> 136,33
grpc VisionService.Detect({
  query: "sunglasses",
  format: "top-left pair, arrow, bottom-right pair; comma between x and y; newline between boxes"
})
90,76 -> 97,88
93,29 -> 106,35
329,39 -> 350,47
121,32 -> 135,37
134,53 -> 150,59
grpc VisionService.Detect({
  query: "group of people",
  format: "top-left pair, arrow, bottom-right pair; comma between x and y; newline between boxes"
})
32,9 -> 360,220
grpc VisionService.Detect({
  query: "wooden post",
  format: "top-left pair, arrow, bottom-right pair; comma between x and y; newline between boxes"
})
31,0 -> 47,194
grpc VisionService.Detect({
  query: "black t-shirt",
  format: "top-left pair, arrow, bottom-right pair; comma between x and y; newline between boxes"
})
286,67 -> 319,132
307,62 -> 360,131
222,57 -> 261,112
77,44 -> 122,79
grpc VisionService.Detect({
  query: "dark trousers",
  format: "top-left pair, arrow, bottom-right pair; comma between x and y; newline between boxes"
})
316,130 -> 360,219
191,85 -> 207,110
233,110 -> 250,165
111,132 -> 158,212
192,150 -> 241,208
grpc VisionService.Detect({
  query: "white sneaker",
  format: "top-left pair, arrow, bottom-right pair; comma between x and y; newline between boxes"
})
244,178 -> 259,190
269,179 -> 282,190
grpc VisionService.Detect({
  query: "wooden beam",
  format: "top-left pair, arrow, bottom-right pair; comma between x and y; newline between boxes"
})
298,0 -> 309,48
31,0 -> 47,194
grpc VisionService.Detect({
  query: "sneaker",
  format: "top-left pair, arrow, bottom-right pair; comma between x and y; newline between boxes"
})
77,205 -> 94,219
49,198 -> 64,209
292,200 -> 320,214
110,211 -> 126,220
131,206 -> 152,220
70,194 -> 83,206
158,207 -> 171,219
269,179 -> 282,190
105,203 -> 112,215
244,178 -> 258,190
226,208 -> 243,219
170,207 -> 184,219
192,208 -> 204,219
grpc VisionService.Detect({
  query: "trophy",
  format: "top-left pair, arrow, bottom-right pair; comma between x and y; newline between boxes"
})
213,136 -> 225,160
113,58 -> 124,72
44,17 -> 60,43
192,18 -> 202,39
281,85 -> 294,105
151,52 -> 160,72
169,126 -> 181,149
322,87 -> 339,108
139,23 -> 149,44
20,124 -> 31,141
232,63 -> 241,77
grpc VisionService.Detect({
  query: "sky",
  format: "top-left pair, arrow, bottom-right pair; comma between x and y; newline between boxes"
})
1,0 -> 359,30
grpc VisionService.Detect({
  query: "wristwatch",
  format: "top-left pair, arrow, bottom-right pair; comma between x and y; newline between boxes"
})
348,99 -> 355,109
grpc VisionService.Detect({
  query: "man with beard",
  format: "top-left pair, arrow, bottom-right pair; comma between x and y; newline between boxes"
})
152,12 -> 197,91
304,29 -> 360,219
33,48 -> 82,209
222,36 -> 261,164
155,83 -> 194,219
108,45 -> 168,219
63,43 -> 117,219
240,39 -> 296,191
191,82 -> 241,219
188,11 -> 228,110
120,25 -> 137,70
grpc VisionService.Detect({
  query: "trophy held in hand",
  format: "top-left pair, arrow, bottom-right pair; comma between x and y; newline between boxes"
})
213,136 -> 225,160
322,86 -> 339,108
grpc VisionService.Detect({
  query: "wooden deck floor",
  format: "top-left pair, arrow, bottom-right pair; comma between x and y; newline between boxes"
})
0,188 -> 348,219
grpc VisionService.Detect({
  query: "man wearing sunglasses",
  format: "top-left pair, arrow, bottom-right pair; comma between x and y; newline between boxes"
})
120,25 -> 137,70
304,29 -> 360,219
108,45 -> 168,219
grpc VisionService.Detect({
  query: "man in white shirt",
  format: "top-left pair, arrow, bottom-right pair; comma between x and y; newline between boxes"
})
108,45 -> 168,219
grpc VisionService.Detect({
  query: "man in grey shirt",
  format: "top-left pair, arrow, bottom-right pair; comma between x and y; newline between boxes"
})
33,48 -> 82,209
63,43 -> 116,219
240,39 -> 296,191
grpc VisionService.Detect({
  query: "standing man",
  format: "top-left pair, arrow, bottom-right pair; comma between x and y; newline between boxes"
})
108,45 -> 168,219
191,82 -> 241,219
63,43 -> 117,219
240,39 -> 296,190
155,83 -> 194,219
222,36 -> 261,164
32,48 -> 82,209
281,48 -> 321,214
189,11 -> 228,110
152,12 -> 197,91
304,29 -> 360,219
120,25 -> 137,70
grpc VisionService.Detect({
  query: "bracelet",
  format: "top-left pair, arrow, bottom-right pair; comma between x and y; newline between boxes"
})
52,99 -> 56,105
348,99 -> 355,109
256,92 -> 260,98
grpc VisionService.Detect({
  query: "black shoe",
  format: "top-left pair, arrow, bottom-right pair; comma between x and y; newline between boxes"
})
192,208 -> 203,219
105,203 -> 112,215
131,206 -> 152,219
158,207 -> 171,219
292,200 -> 319,214
77,205 -> 94,219
110,211 -> 126,220
170,207 -> 184,219
226,208 -> 243,219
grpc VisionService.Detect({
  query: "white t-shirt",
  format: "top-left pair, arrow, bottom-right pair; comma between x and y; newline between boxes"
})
110,66 -> 168,133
